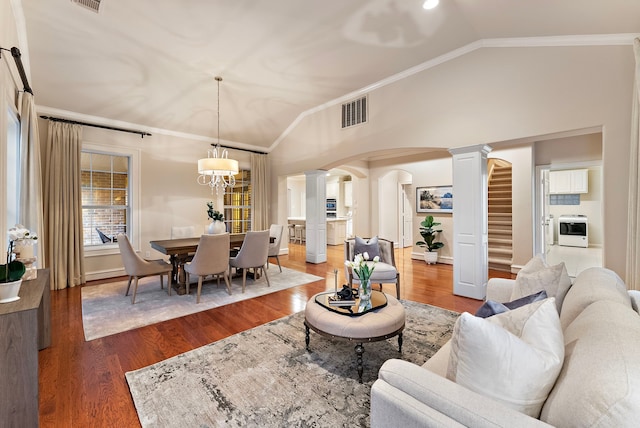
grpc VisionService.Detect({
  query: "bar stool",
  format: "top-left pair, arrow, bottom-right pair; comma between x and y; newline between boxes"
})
288,224 -> 296,242
294,224 -> 306,244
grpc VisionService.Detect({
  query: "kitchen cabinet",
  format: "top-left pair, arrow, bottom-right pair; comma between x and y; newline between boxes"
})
549,169 -> 588,194
326,181 -> 339,199
327,219 -> 347,245
344,181 -> 352,207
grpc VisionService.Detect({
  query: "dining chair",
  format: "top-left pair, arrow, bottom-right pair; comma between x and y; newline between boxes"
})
268,224 -> 284,272
344,236 -> 401,299
229,230 -> 270,293
184,233 -> 231,303
117,233 -> 173,304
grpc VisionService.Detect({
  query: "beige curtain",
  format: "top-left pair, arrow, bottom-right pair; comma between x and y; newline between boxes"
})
43,121 -> 85,290
626,37 -> 640,291
251,153 -> 269,231
18,93 -> 45,265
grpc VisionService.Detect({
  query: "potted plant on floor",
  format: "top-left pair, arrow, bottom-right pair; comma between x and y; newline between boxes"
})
416,215 -> 444,264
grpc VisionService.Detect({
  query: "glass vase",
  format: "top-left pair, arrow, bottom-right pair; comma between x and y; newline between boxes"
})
358,278 -> 372,312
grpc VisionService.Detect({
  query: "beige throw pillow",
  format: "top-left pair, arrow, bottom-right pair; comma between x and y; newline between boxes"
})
511,255 -> 571,312
446,298 -> 564,418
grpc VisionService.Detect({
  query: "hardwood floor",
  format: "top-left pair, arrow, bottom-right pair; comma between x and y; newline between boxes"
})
38,243 -> 514,427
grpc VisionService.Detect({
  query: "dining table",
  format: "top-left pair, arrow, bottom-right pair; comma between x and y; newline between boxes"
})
150,233 -> 272,295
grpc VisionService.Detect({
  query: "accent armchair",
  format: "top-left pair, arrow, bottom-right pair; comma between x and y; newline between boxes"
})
344,237 -> 400,299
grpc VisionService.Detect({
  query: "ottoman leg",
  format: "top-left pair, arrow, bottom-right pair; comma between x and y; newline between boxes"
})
355,343 -> 365,383
305,323 -> 310,351
398,333 -> 403,353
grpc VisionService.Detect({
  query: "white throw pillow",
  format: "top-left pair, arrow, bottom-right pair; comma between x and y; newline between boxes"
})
446,298 -> 564,418
511,255 -> 571,312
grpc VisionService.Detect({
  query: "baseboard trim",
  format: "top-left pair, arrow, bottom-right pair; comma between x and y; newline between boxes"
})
86,268 -> 126,282
410,251 -> 453,265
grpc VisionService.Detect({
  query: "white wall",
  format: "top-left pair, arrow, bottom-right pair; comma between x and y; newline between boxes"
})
270,44 -> 634,279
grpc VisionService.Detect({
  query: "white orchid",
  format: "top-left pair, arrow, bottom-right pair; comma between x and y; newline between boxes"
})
345,252 -> 380,283
8,224 -> 38,242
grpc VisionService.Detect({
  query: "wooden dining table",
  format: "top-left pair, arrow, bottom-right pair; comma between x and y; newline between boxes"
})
150,233 -> 272,295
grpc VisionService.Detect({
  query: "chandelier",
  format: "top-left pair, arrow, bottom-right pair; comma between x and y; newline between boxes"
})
197,76 -> 239,194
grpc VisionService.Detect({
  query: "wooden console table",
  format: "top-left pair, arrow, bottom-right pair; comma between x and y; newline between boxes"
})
0,269 -> 51,427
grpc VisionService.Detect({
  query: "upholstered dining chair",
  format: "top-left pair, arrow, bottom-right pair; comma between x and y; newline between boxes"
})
268,224 -> 284,272
184,233 -> 231,303
229,230 -> 271,293
344,236 -> 401,299
117,233 -> 173,304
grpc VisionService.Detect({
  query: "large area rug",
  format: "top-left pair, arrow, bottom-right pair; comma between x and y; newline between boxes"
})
125,300 -> 459,427
82,264 -> 322,341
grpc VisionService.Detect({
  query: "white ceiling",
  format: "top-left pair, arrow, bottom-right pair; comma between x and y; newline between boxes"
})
20,0 -> 640,150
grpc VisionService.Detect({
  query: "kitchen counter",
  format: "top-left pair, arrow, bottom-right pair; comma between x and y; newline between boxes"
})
287,218 -> 348,245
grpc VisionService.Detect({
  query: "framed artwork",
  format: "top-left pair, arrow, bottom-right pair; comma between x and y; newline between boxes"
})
416,186 -> 453,213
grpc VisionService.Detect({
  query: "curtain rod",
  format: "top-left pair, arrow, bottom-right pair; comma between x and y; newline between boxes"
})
39,116 -> 152,138
216,144 -> 267,155
0,47 -> 33,95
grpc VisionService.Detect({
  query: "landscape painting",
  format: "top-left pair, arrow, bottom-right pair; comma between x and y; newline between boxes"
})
416,186 -> 453,213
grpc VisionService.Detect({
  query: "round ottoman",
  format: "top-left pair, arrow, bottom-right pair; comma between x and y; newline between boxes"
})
304,292 -> 405,383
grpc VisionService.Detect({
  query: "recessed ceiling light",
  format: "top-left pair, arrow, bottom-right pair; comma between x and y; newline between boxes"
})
423,0 -> 439,10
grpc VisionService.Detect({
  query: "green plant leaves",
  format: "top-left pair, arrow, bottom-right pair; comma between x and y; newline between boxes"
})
0,260 -> 26,282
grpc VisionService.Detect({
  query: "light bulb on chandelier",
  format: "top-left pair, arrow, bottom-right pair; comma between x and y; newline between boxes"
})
197,76 -> 239,194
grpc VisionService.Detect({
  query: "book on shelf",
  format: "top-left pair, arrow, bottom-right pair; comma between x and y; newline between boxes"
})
328,296 -> 356,306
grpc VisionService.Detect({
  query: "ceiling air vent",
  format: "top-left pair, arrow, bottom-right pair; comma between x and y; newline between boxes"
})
71,0 -> 101,13
341,95 -> 368,129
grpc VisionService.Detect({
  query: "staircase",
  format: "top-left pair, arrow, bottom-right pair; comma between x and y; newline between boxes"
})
488,160 -> 513,272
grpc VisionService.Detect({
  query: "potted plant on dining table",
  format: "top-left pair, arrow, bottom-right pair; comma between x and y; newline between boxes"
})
207,202 -> 226,234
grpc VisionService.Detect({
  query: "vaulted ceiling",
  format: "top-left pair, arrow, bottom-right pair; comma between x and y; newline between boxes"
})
20,0 -> 640,150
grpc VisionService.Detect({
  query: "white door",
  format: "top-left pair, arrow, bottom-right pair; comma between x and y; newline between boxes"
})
401,185 -> 413,247
542,168 -> 553,255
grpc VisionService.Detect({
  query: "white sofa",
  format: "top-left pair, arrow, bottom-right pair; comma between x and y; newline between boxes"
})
371,267 -> 640,427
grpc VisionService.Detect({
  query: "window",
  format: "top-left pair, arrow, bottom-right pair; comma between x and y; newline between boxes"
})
223,169 -> 252,233
81,151 -> 130,246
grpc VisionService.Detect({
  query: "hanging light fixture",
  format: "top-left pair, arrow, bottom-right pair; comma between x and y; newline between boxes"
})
197,76 -> 239,194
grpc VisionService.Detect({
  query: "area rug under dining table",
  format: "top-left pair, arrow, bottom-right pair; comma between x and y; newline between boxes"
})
81,264 -> 322,341
125,300 -> 459,427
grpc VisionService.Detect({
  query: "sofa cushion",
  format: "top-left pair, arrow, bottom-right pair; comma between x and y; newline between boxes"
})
630,290 -> 640,314
511,255 -> 571,312
475,290 -> 548,318
559,267 -> 631,330
540,300 -> 640,427
354,236 -> 380,259
446,298 -> 564,418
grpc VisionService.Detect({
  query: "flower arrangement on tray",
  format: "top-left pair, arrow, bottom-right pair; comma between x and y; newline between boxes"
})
344,251 -> 379,300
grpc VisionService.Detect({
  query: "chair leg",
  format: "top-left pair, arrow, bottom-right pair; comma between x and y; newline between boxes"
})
131,277 -> 140,304
276,256 -> 282,272
242,269 -> 247,293
166,273 -> 171,296
262,264 -> 270,287
396,274 -> 400,299
196,276 -> 203,304
223,271 -> 231,295
186,272 -> 191,295
125,276 -> 133,296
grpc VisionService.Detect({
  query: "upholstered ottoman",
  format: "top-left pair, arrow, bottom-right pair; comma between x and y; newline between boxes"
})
304,291 -> 405,383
